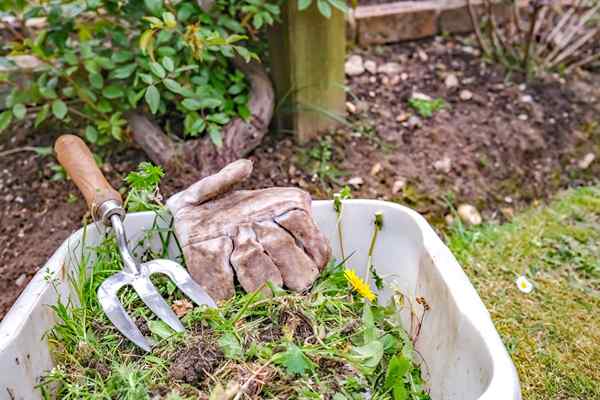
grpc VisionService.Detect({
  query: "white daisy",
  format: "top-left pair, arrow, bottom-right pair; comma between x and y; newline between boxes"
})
516,275 -> 534,294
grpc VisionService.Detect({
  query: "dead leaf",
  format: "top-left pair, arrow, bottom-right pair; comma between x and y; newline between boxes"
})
171,299 -> 193,317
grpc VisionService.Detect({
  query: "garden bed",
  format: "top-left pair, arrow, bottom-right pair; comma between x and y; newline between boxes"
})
1,35 -> 599,320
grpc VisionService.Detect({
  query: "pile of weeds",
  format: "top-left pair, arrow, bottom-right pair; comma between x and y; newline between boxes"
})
39,221 -> 430,400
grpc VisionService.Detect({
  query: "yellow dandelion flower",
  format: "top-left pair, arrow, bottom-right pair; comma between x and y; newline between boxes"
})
344,269 -> 376,302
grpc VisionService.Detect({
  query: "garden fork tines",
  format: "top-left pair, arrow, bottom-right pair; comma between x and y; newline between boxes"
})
55,135 -> 215,351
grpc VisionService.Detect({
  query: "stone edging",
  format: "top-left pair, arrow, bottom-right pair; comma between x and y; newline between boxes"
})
348,0 -> 530,45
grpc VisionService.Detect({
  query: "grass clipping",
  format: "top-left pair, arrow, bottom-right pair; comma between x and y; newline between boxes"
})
40,219 -> 430,399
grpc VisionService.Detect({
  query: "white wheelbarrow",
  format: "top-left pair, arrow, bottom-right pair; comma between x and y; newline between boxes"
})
0,200 -> 521,400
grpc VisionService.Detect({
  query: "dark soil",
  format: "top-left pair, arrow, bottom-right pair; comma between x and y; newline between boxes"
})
169,324 -> 224,385
1,35 -> 599,320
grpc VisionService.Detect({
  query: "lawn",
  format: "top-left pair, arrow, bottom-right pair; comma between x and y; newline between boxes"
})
447,187 -> 600,400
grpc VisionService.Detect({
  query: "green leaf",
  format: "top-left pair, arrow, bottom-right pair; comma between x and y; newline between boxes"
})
328,0 -> 348,13
85,125 -> 99,143
392,385 -> 408,400
238,104 -> 251,120
84,59 -> 99,74
40,86 -> 58,100
63,51 -> 78,66
128,88 -> 146,107
149,62 -> 166,79
34,104 -> 50,128
97,99 -> 113,113
162,11 -> 176,28
161,56 -> 174,72
89,73 -> 104,89
273,343 -> 314,376
0,111 -> 12,132
362,303 -> 377,343
349,340 -> 384,371
177,3 -> 195,21
125,162 -> 164,190
317,0 -> 332,17
207,113 -> 230,125
51,99 -> 68,120
96,57 -> 115,70
33,146 -> 53,156
112,50 -> 134,63
12,103 -> 26,120
384,355 -> 411,390
228,83 -> 244,95
163,78 -> 185,95
181,98 -> 222,111
112,63 -> 137,79
298,0 -> 312,11
145,85 -> 160,114
102,85 -> 125,99
208,124 -> 223,147
144,0 -> 163,16
218,332 -> 243,360
139,29 -> 156,57
147,320 -> 174,340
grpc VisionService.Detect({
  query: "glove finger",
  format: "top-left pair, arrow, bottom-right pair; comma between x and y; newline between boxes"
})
274,209 -> 331,271
166,159 -> 253,214
253,220 -> 319,292
184,236 -> 235,301
230,223 -> 283,295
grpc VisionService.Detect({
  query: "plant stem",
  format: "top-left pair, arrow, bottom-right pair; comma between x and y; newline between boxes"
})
365,212 -> 383,285
467,0 -> 492,56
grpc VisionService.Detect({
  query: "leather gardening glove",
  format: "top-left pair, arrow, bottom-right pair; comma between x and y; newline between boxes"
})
166,159 -> 331,301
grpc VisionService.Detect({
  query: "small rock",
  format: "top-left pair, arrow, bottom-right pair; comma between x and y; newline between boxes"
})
518,84 -> 527,91
5,194 -> 14,202
392,179 -> 406,194
396,113 -> 409,123
348,176 -> 364,187
578,153 -> 595,169
345,54 -> 364,76
504,196 -> 513,204
346,101 -> 357,114
101,163 -> 113,174
417,49 -> 429,62
457,204 -> 482,225
459,90 -> 473,101
369,76 -> 377,84
381,76 -> 389,86
445,74 -> 459,88
15,274 -> 27,287
14,195 -> 24,204
406,115 -> 422,129
368,91 -> 376,98
501,207 -> 515,219
356,101 -> 369,113
433,157 -> 452,173
370,163 -> 382,176
288,164 -> 297,176
377,62 -> 402,76
400,73 -> 408,81
520,95 -> 533,103
364,60 -> 377,74
411,92 -> 432,101
389,75 -> 401,86
445,214 -> 455,225
518,114 -> 528,121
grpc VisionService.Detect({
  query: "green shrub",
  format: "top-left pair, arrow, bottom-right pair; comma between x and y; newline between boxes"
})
0,0 -> 282,145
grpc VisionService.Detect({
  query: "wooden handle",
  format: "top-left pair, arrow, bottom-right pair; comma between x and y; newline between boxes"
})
54,135 -> 122,214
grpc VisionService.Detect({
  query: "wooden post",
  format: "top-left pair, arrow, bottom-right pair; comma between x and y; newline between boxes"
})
268,2 -> 346,143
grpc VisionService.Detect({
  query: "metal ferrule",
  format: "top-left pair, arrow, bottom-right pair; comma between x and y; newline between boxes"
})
97,199 -> 126,226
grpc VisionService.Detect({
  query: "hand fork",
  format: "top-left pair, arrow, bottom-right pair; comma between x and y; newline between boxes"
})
55,135 -> 216,351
